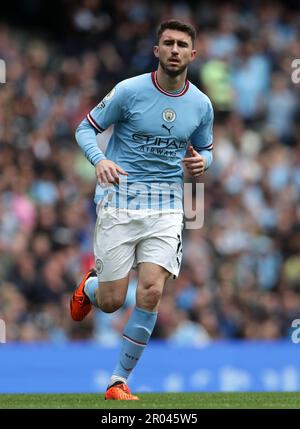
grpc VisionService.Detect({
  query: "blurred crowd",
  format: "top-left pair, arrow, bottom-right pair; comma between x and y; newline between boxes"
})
0,0 -> 300,344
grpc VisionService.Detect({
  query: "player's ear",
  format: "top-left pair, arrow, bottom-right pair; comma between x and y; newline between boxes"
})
190,49 -> 196,62
153,45 -> 159,58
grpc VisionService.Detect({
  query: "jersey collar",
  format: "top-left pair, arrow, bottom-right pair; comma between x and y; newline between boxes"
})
151,71 -> 189,97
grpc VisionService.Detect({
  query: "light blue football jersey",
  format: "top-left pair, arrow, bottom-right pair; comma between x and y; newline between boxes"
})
76,72 -> 214,210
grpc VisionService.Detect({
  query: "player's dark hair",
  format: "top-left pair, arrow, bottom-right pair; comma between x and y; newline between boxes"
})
157,20 -> 196,46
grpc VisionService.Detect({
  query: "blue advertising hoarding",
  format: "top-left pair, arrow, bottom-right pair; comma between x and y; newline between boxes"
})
0,341 -> 299,393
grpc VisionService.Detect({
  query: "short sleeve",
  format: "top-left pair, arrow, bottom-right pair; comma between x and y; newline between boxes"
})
86,82 -> 128,133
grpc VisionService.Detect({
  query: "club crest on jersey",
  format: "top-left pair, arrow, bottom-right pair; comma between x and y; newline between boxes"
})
162,108 -> 176,123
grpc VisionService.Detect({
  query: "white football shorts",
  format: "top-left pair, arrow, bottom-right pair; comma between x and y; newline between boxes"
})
93,207 -> 184,281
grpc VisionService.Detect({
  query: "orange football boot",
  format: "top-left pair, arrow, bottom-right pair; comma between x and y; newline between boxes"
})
105,382 -> 139,401
70,269 -> 97,321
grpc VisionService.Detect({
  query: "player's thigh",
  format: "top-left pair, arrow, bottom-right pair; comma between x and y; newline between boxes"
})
136,262 -> 169,310
137,262 -> 169,288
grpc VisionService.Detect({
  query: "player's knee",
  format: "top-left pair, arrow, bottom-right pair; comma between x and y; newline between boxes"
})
99,296 -> 124,313
142,285 -> 162,309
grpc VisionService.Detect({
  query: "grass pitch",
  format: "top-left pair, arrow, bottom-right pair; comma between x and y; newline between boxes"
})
0,392 -> 299,409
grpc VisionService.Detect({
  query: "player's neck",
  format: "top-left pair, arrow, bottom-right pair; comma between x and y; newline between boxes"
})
155,68 -> 187,93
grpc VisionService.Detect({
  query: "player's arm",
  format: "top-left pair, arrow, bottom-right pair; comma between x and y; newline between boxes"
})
182,100 -> 214,177
75,84 -> 128,185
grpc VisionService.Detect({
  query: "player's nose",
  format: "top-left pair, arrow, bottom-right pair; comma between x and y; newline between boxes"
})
171,42 -> 179,53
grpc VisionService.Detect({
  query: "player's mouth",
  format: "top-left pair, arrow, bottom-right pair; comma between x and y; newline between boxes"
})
168,57 -> 180,65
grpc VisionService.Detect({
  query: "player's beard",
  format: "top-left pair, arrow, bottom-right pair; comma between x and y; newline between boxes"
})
159,60 -> 187,78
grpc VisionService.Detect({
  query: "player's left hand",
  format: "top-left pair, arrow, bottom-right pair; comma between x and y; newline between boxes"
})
182,145 -> 206,177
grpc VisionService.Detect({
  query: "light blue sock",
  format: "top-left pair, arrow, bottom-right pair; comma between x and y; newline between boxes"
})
111,306 -> 158,382
84,277 -> 98,306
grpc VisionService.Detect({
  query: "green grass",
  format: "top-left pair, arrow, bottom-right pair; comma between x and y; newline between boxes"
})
0,392 -> 299,409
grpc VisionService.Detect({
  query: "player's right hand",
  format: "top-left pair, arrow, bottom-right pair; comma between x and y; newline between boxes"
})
95,159 -> 128,186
